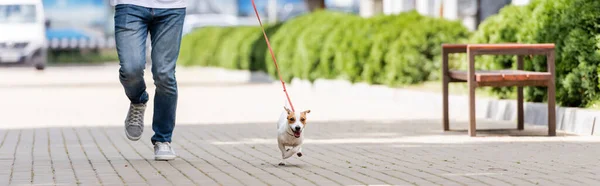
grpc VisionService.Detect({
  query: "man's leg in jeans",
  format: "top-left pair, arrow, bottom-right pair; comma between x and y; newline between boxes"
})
148,8 -> 186,145
115,4 -> 151,141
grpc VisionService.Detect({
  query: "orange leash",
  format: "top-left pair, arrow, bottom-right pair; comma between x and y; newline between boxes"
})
251,0 -> 296,112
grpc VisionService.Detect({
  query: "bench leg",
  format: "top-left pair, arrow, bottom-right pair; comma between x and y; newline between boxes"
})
442,50 -> 450,131
468,52 -> 476,137
517,86 -> 524,130
547,52 -> 556,136
443,79 -> 449,131
517,56 -> 524,130
548,84 -> 556,136
469,84 -> 476,137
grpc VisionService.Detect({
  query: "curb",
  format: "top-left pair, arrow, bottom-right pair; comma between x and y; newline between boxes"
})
287,77 -> 599,136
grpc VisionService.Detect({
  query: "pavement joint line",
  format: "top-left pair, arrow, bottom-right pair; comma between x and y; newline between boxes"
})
397,146 -> 524,185
243,128 -> 371,186
176,129 -> 248,185
226,128 -> 347,185
85,127 -> 127,185
178,127 -> 271,186
8,130 -> 22,185
47,129 -> 57,185
0,130 -> 8,155
30,129 -> 35,184
207,127 -> 317,186
239,127 -> 367,186
99,127 -> 149,183
137,131 -> 201,185
299,129 -> 418,185
353,145 -> 465,185
60,128 -> 80,184
73,128 -> 103,185
443,145 -> 563,185
108,127 -> 176,185
167,142 -> 222,185
372,144 -> 491,185
241,129 -> 351,186
307,138 -> 421,185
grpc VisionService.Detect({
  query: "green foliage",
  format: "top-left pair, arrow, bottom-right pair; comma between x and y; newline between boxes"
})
468,5 -> 531,98
362,11 -> 424,84
250,23 -> 282,71
178,27 -> 232,67
178,10 -> 470,90
268,11 -> 351,82
319,15 -> 368,82
385,15 -> 470,85
48,50 -> 118,64
215,27 -> 257,69
472,0 -> 600,107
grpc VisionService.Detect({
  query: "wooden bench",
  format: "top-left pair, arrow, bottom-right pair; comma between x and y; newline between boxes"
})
442,43 -> 556,136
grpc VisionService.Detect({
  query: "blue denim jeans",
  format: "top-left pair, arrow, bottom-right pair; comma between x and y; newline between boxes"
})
114,4 -> 185,144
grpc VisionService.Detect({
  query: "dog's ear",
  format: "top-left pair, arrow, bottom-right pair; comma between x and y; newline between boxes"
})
283,106 -> 292,114
302,110 -> 311,114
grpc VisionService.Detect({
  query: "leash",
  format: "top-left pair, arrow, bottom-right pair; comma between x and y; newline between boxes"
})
251,0 -> 296,112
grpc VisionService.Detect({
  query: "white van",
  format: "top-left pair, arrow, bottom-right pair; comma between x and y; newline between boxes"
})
0,0 -> 47,70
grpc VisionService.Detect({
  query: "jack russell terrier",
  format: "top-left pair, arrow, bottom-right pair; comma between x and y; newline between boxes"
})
277,106 -> 310,166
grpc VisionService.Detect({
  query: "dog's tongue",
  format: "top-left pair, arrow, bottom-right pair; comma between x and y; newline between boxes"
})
293,131 -> 301,138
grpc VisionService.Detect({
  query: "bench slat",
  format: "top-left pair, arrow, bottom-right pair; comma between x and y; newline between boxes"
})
449,70 -> 552,82
468,43 -> 555,50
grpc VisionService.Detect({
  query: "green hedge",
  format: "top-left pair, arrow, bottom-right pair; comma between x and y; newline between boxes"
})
179,27 -> 233,67
179,10 -> 469,87
472,0 -> 600,107
270,11 -> 352,82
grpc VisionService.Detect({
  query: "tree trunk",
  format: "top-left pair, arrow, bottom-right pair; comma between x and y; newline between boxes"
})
306,0 -> 326,11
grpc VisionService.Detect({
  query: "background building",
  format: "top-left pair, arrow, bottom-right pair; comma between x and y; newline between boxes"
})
359,0 -> 526,31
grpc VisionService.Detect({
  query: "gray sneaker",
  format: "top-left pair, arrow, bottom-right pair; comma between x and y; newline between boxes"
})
125,103 -> 146,141
154,142 -> 176,161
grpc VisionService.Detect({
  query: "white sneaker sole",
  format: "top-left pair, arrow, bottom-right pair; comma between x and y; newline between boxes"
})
155,154 -> 176,161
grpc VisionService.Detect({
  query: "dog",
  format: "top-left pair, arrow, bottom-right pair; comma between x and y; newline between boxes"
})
277,106 -> 310,166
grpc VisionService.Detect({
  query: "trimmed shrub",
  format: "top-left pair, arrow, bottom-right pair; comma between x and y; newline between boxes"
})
361,11 -> 425,85
179,27 -> 232,67
472,0 -> 600,107
384,15 -> 470,85
250,23 -> 283,71
267,11 -> 352,82
329,17 -> 372,82
468,5 -> 531,99
178,10 -> 470,94
215,27 -> 258,69
318,16 -> 362,80
292,12 -> 355,81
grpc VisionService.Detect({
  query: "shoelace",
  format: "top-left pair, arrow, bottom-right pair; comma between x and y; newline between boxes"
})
128,105 -> 144,126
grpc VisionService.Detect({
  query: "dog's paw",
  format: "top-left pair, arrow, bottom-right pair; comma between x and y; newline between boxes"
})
296,152 -> 303,157
278,162 -> 285,166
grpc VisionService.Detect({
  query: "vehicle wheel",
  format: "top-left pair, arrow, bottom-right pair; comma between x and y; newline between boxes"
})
34,49 -> 48,71
35,63 -> 45,70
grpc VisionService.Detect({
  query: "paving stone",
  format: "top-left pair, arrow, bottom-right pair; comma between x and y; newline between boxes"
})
2,66 -> 600,185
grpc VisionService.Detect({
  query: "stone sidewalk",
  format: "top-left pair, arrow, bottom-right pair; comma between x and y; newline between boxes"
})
1,120 -> 599,186
2,65 -> 600,185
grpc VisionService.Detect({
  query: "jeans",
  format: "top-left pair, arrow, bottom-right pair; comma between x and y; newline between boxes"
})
114,4 -> 185,144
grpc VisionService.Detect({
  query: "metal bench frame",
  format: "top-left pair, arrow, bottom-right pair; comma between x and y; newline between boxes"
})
441,43 -> 556,136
